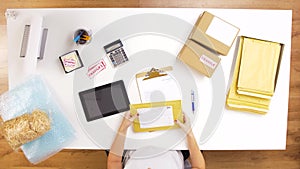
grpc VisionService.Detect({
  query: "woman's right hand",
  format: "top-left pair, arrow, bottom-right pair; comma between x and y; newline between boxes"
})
175,112 -> 192,136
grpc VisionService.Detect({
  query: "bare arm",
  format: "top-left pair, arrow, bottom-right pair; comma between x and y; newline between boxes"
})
107,111 -> 138,169
175,113 -> 205,169
186,132 -> 206,169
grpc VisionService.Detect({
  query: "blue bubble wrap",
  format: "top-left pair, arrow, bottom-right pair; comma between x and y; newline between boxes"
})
0,75 -> 76,164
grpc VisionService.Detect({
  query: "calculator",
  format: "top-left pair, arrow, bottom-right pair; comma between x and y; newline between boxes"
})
104,39 -> 129,67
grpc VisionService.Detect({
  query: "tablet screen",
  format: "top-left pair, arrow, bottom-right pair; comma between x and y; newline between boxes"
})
79,80 -> 130,122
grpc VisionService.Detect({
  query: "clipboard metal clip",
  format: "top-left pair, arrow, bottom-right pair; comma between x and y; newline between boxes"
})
143,67 -> 167,81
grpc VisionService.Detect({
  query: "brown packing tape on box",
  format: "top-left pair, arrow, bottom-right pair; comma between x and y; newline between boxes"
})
189,11 -> 240,56
178,39 -> 220,77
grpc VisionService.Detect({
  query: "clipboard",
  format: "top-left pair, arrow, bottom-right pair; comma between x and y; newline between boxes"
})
130,100 -> 183,132
135,66 -> 181,103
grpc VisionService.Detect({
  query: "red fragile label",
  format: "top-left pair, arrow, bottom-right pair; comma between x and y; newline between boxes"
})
87,59 -> 106,78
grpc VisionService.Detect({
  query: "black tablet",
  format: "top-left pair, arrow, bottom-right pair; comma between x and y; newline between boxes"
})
79,80 -> 130,122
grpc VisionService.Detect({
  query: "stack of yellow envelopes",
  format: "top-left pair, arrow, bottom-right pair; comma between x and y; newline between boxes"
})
226,36 -> 283,114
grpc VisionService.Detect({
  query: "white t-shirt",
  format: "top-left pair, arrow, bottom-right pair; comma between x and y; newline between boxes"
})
124,149 -> 184,169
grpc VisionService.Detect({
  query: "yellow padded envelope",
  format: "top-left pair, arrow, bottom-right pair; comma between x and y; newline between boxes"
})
237,38 -> 282,98
130,100 -> 183,132
226,36 -> 271,114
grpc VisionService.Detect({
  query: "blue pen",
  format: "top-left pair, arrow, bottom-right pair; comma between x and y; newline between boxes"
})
73,31 -> 84,42
191,90 -> 195,114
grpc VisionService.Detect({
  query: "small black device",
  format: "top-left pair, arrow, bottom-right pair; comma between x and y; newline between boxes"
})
104,39 -> 129,67
79,80 -> 130,122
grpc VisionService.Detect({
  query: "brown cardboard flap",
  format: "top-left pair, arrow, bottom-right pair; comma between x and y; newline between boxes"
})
189,11 -> 240,56
178,40 -> 220,77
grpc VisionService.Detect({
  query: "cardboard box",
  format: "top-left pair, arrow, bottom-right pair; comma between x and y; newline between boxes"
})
189,11 -> 240,56
178,40 -> 221,77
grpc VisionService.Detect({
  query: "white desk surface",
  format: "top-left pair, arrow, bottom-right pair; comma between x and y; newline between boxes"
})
6,8 -> 292,150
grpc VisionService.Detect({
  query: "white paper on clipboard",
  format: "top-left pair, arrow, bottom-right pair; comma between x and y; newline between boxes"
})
136,72 -> 181,103
137,106 -> 174,129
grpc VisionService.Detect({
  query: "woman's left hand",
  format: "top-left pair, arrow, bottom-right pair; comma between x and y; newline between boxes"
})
118,111 -> 138,133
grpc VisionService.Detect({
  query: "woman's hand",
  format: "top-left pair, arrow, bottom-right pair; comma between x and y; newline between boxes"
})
118,111 -> 138,133
176,112 -> 206,169
175,112 -> 192,136
108,111 -> 138,169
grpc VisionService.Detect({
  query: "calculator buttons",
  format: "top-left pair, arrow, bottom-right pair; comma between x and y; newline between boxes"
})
104,39 -> 129,67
